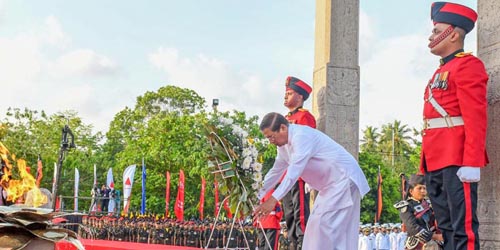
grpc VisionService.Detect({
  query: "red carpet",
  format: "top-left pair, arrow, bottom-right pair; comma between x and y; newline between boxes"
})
56,239 -> 202,250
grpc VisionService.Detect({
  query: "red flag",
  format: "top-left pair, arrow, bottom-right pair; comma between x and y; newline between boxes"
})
214,180 -> 219,216
223,198 -> 233,219
36,155 -> 43,187
198,177 -> 206,220
165,171 -> 171,216
174,170 -> 185,221
375,166 -> 383,223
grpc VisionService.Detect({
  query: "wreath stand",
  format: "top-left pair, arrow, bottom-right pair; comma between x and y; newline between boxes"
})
205,132 -> 273,250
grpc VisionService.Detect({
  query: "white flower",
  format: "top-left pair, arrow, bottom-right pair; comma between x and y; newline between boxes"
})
253,172 -> 262,182
242,148 -> 252,157
252,162 -> 262,172
251,182 -> 260,190
242,157 -> 252,169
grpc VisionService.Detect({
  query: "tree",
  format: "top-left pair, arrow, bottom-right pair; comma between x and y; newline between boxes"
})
360,126 -> 380,153
0,107 -> 102,210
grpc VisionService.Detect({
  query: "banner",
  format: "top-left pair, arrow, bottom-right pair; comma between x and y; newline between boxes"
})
35,155 -> 43,187
375,166 -> 383,223
52,162 -> 57,199
93,164 -> 97,186
214,180 -> 219,217
107,168 -> 114,190
165,171 -> 170,216
223,198 -> 233,219
174,170 -> 185,221
74,168 -> 79,211
198,177 -> 206,220
123,164 -> 137,214
141,158 -> 146,215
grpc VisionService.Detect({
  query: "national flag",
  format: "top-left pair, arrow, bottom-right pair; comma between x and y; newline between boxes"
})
174,169 -> 185,221
107,168 -> 114,190
198,177 -> 206,220
141,158 -> 146,215
74,168 -> 79,211
123,164 -> 137,213
165,171 -> 171,216
375,166 -> 383,223
35,155 -> 43,187
214,180 -> 219,217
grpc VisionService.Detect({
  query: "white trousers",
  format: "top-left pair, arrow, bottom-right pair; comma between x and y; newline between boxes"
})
303,182 -> 361,250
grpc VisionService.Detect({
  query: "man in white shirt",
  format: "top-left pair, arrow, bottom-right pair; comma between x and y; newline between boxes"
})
359,227 -> 375,250
253,112 -> 370,250
376,225 -> 391,250
389,225 -> 399,250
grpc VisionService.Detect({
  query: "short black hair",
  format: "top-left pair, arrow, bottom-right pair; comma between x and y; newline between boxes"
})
259,112 -> 289,132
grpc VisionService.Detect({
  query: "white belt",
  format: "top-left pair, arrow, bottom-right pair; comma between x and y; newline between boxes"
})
423,116 -> 464,129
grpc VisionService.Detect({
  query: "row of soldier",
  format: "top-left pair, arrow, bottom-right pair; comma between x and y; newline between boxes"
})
358,223 -> 406,250
78,215 -> 291,249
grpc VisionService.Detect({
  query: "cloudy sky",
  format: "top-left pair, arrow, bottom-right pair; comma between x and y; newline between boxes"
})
0,0 -> 477,136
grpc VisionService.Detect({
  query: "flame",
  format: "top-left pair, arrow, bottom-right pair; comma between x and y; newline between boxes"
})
0,142 -> 48,207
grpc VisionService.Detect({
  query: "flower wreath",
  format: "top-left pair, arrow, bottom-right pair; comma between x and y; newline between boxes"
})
206,115 -> 268,216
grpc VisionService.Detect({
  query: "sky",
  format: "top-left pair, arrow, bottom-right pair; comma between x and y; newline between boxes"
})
0,0 -> 478,137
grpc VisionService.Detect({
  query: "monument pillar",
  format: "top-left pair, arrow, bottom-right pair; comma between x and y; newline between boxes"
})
312,0 -> 360,158
477,0 -> 500,248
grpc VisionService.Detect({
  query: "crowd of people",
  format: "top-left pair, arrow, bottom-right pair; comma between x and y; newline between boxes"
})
358,223 -> 406,250
78,215 -> 293,249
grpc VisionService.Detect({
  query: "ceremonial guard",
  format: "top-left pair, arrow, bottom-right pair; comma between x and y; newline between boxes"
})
137,220 -> 150,243
394,174 -> 442,250
282,76 -> 316,250
255,188 -> 283,250
422,2 -> 488,250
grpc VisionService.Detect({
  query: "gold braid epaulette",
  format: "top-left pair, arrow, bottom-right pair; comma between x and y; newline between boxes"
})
455,52 -> 472,57
298,108 -> 309,112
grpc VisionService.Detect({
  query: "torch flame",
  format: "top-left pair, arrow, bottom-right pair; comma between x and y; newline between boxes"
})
0,142 -> 48,207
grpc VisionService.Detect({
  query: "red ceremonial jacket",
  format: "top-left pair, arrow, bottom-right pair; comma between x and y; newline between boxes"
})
285,108 -> 316,129
420,52 -> 489,173
254,189 -> 283,229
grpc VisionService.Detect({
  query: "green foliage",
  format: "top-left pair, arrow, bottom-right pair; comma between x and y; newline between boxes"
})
359,120 -> 422,224
0,108 -> 102,210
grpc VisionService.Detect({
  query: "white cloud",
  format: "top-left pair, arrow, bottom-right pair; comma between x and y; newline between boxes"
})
149,47 -> 283,118
0,15 -> 120,134
48,49 -> 118,78
42,16 -> 71,48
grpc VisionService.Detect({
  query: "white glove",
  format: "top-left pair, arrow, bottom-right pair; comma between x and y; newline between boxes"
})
304,183 -> 312,194
457,166 -> 480,183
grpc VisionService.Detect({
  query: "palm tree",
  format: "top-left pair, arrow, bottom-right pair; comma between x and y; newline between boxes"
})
378,121 -> 413,173
360,126 -> 380,153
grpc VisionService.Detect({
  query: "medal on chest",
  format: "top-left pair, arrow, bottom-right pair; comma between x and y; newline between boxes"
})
430,71 -> 449,90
